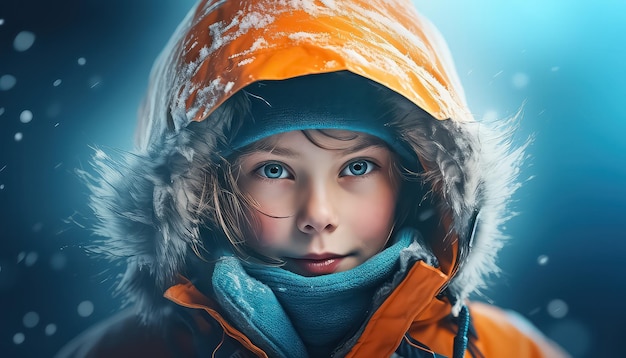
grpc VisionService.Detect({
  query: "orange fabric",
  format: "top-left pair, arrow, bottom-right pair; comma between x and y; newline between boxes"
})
164,278 -> 268,358
136,0 -> 477,149
164,261 -> 452,357
408,301 -> 570,358
177,0 -> 470,124
467,302 -> 570,358
345,261 -> 448,357
164,266 -> 568,357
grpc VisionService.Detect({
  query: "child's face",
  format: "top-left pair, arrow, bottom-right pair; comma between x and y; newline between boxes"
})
236,130 -> 400,276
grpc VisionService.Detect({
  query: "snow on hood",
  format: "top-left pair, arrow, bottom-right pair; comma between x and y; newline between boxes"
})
135,0 -> 472,152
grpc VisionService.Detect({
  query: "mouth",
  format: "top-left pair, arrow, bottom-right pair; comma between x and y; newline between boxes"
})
286,254 -> 346,276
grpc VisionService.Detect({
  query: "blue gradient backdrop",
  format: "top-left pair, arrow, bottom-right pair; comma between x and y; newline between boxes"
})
1,1 -> 624,357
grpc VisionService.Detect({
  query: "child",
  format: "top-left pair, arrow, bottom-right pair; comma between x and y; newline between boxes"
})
58,0 -> 569,357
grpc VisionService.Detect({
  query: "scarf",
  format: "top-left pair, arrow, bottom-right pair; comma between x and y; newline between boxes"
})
211,228 -> 414,357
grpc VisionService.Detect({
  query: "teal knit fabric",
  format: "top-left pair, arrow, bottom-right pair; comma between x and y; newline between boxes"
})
212,256 -> 306,358
211,229 -> 414,357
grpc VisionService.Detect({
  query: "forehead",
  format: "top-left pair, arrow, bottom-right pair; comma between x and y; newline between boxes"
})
252,129 -> 387,152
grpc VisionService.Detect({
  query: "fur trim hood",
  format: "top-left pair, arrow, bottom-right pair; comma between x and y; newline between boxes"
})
83,0 -> 526,317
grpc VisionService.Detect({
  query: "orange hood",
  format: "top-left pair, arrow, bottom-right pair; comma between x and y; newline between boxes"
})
135,0 -> 473,151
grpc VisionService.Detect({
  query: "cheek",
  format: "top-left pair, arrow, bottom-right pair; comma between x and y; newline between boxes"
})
347,186 -> 397,243
247,213 -> 292,249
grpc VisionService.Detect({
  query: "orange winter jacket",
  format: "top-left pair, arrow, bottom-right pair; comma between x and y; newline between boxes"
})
161,266 -> 567,358
57,261 -> 567,357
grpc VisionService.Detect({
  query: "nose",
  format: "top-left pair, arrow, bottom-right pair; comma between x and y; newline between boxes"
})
296,183 -> 338,234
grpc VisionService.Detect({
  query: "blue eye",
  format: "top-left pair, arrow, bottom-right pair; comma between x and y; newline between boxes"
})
258,163 -> 289,179
341,160 -> 374,176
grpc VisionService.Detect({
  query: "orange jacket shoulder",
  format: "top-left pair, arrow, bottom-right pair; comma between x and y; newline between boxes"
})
469,302 -> 570,358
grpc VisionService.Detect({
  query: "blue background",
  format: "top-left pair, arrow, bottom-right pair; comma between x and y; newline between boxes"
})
1,1 -> 624,357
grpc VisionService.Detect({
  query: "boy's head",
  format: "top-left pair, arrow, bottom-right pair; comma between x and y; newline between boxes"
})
209,71 -> 427,275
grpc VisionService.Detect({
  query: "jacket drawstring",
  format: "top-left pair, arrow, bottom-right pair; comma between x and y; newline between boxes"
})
452,304 -> 470,358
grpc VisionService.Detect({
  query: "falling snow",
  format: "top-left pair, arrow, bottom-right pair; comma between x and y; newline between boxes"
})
13,333 -> 25,345
537,255 -> 549,266
77,301 -> 94,317
88,75 -> 102,89
14,132 -> 23,142
0,74 -> 17,91
20,110 -> 33,123
547,299 -> 568,319
53,79 -> 62,87
77,57 -> 87,66
45,324 -> 57,336
22,312 -> 40,328
13,31 -> 36,52
24,252 -> 39,267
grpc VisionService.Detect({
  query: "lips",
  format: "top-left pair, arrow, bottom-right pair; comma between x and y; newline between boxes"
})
288,254 -> 346,276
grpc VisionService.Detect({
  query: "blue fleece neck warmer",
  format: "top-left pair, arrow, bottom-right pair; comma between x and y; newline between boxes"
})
211,229 -> 413,357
